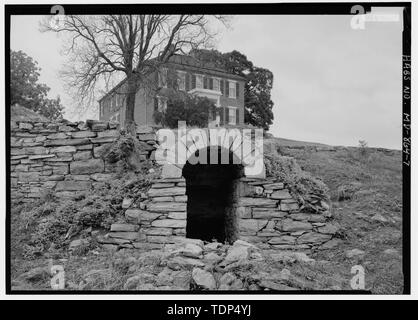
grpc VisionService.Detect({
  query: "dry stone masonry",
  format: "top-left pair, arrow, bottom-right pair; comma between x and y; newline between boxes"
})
11,120 -> 338,252
10,120 -> 157,202
105,176 -> 338,251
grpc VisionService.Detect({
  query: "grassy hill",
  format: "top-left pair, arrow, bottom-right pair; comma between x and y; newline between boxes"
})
265,138 -> 403,293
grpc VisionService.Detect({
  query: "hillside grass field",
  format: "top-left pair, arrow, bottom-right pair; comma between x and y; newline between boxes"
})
269,138 -> 403,293
10,137 -> 404,293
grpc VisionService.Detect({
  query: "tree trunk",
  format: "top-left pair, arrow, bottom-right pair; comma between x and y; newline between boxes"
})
125,75 -> 137,136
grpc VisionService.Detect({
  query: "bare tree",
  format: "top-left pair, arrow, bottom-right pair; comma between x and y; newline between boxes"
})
42,15 -> 229,133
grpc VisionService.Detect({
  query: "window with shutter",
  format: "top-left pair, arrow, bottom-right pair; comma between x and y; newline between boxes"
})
203,76 -> 208,89
225,107 -> 229,124
236,108 -> 240,124
177,71 -> 186,91
196,75 -> 203,89
219,108 -> 224,125
220,79 -> 224,95
192,74 -> 196,89
228,107 -> 236,125
185,73 -> 190,91
209,78 -> 213,90
213,78 -> 220,91
228,81 -> 236,99
225,81 -> 229,97
236,82 -> 240,98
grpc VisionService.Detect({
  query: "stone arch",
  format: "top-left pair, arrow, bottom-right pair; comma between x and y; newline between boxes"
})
153,127 -> 266,243
182,146 -> 244,243
155,127 -> 266,180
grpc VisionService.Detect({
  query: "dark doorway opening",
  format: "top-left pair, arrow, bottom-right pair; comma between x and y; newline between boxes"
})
182,146 -> 244,243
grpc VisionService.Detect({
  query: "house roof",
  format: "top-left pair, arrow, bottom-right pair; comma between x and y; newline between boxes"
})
98,54 -> 246,102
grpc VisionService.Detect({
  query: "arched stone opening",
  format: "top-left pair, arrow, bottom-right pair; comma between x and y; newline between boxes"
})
182,146 -> 244,243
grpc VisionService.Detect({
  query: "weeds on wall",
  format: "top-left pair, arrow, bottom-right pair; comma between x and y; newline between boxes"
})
12,165 -> 156,260
101,133 -> 151,171
264,153 -> 330,213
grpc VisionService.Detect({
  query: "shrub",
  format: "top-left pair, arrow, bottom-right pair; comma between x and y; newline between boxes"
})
15,170 -> 154,258
358,140 -> 368,155
264,153 -> 330,213
101,133 -> 152,171
337,182 -> 362,201
154,94 -> 217,128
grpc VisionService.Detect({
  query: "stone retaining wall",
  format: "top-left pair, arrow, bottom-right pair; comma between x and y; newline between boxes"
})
103,177 -> 337,251
11,121 -> 337,251
10,120 -> 157,202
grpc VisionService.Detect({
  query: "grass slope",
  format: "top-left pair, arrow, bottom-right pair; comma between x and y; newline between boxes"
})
275,143 -> 403,293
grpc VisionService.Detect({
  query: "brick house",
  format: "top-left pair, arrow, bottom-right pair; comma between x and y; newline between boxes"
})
98,54 -> 246,128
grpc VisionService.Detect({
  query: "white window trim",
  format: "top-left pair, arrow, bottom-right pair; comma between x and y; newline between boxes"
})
212,77 -> 221,92
228,80 -> 237,99
195,74 -> 204,89
228,106 -> 237,125
177,70 -> 186,91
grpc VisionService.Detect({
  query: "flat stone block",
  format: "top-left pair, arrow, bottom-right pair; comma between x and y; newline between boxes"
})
281,219 -> 313,232
238,197 -> 278,207
270,189 -> 293,200
145,228 -> 173,236
70,131 -> 97,138
168,212 -> 187,219
263,182 -> 284,190
56,181 -> 91,191
70,159 -> 104,175
110,224 -> 139,232
151,219 -> 187,228
148,202 -> 187,212
297,232 -> 332,244
252,209 -> 287,219
148,187 -> 186,197
161,163 -> 183,178
239,219 -> 268,233
108,232 -> 139,241
44,138 -> 90,147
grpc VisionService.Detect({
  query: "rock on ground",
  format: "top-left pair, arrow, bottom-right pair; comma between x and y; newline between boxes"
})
192,268 -> 216,290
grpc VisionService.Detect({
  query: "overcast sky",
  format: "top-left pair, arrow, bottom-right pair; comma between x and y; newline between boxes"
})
10,12 -> 403,149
